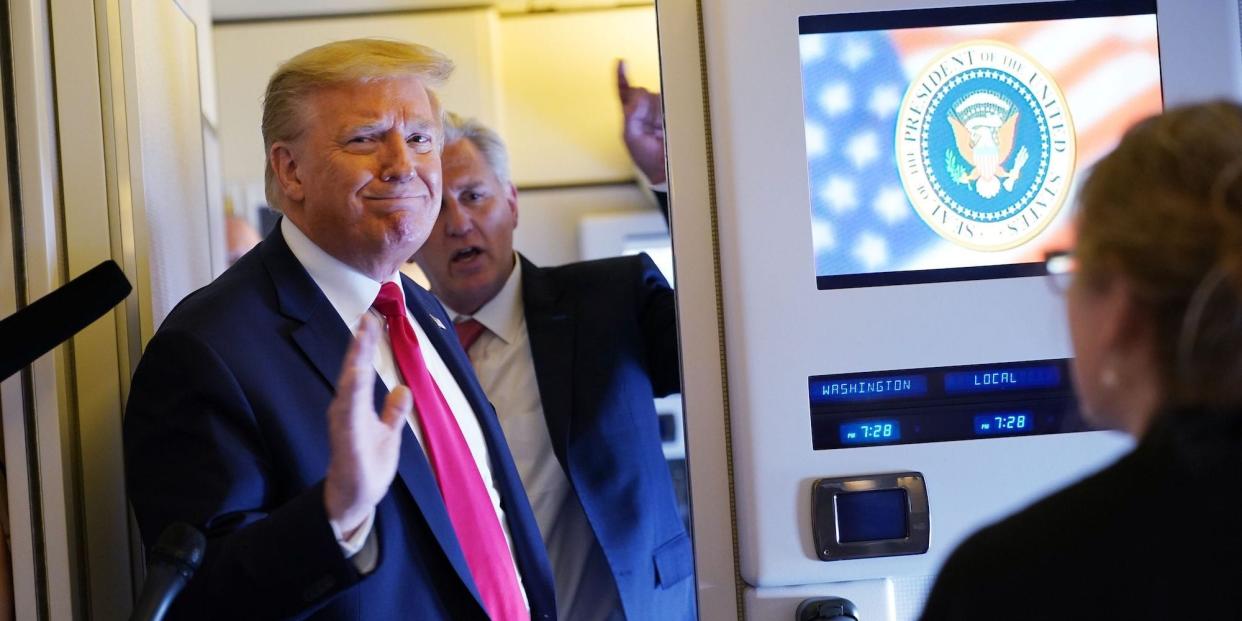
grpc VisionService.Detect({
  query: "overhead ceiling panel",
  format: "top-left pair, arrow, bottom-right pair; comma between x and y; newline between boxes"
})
213,0 -> 493,22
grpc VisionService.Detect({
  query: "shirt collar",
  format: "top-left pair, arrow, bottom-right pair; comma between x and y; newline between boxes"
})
281,217 -> 403,326
452,253 -> 524,345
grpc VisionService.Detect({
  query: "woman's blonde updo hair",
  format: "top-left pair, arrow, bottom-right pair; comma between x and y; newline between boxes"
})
260,38 -> 454,209
1076,101 -> 1242,410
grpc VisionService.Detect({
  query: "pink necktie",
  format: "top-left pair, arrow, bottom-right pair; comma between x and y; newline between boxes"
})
455,319 -> 487,352
371,283 -> 528,621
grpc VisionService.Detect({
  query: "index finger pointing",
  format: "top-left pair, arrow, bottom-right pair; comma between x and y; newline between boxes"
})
616,58 -> 632,103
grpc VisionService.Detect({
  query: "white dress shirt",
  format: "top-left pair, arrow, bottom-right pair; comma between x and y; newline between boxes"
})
449,256 -> 623,621
281,219 -> 527,605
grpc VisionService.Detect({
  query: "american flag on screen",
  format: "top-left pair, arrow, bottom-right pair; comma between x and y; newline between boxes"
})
801,16 -> 1162,280
802,31 -> 925,277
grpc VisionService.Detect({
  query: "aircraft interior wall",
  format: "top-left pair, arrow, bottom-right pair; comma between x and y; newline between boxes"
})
660,0 -> 1242,619
1,0 -> 1241,619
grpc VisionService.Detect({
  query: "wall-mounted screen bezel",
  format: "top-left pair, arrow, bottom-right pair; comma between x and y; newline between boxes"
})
799,0 -> 1163,290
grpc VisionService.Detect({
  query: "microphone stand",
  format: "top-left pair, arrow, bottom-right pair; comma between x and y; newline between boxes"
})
129,522 -> 206,621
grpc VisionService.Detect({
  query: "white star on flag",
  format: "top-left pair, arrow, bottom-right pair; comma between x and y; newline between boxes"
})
811,219 -> 837,252
853,232 -> 889,271
805,121 -> 829,159
819,81 -> 853,117
841,37 -> 874,70
869,84 -> 902,120
821,176 -> 859,213
873,186 -> 910,225
846,131 -> 880,170
800,34 -> 827,64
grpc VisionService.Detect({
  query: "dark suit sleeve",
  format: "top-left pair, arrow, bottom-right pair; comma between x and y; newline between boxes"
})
633,252 -> 681,397
124,329 -> 362,620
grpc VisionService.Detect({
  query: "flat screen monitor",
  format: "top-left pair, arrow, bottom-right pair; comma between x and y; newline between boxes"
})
799,0 -> 1162,289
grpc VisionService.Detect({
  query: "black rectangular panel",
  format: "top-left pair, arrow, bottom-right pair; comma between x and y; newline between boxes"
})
836,489 -> 910,542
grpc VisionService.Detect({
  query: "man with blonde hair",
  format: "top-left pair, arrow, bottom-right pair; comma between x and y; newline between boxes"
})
125,39 -> 554,620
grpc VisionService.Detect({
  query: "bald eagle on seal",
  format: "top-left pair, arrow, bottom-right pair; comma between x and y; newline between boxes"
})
947,94 -> 1030,199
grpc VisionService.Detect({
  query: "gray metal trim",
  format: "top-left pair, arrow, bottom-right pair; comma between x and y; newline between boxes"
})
812,473 -> 931,562
0,0 -> 49,616
655,0 -> 743,616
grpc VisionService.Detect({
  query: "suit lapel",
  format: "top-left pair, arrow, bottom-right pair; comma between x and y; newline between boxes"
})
263,229 -> 405,425
261,229 -> 485,609
261,226 -> 354,392
519,256 -> 575,466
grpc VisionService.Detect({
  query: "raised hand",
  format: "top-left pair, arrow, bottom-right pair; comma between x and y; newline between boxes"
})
617,59 -> 667,185
323,315 -> 411,538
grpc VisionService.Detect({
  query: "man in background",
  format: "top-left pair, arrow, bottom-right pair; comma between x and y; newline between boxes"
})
412,112 -> 693,621
124,39 -> 553,620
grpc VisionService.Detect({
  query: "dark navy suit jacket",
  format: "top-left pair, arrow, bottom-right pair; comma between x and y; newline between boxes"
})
518,253 -> 695,621
123,227 -> 555,620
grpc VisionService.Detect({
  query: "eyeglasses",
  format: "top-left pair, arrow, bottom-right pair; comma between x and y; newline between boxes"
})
1044,250 -> 1076,294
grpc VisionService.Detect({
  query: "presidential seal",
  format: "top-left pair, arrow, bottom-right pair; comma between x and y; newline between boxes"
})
896,41 -> 1076,251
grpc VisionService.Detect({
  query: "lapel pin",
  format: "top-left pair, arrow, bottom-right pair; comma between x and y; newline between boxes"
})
431,315 -> 446,330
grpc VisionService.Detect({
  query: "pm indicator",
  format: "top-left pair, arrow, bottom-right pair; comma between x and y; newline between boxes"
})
944,365 -> 1062,395
840,420 -> 902,445
973,412 -> 1035,436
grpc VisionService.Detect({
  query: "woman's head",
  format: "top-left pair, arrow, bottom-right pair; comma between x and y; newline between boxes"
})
1070,101 -> 1242,432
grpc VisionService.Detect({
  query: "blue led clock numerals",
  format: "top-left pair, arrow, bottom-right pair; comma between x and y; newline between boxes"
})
865,423 -> 896,438
840,420 -> 902,445
973,412 -> 1034,436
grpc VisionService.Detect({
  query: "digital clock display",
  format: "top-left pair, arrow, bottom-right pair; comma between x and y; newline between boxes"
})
809,358 -> 1086,449
973,412 -> 1035,436
839,420 -> 902,445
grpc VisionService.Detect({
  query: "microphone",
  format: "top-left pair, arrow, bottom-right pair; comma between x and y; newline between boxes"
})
0,259 -> 132,380
130,522 -> 206,621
